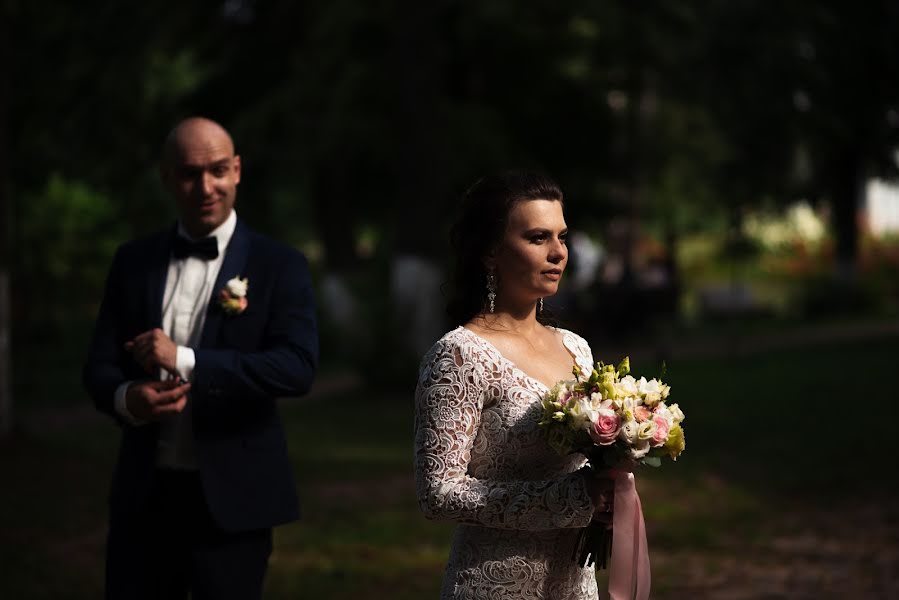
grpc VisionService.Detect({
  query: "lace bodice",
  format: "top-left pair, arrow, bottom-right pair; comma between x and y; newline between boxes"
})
414,326 -> 600,600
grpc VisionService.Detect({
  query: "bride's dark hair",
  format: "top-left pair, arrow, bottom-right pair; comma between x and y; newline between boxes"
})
446,171 -> 564,326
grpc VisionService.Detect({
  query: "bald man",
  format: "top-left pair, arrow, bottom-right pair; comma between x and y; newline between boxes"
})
84,117 -> 318,599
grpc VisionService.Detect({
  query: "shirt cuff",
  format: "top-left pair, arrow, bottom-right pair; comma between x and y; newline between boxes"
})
114,381 -> 147,426
176,346 -> 196,382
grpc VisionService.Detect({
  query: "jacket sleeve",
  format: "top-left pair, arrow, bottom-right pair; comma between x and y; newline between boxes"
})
191,250 -> 318,411
82,246 -> 132,425
413,338 -> 595,530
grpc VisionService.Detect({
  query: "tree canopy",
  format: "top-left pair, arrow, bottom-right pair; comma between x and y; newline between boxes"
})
6,0 -> 899,337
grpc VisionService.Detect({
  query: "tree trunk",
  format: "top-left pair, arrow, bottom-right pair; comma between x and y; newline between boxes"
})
388,0 -> 450,355
0,3 -> 12,438
829,149 -> 863,281
391,0 -> 449,260
312,161 -> 360,272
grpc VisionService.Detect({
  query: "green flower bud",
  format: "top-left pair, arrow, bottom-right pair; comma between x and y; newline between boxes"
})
572,363 -> 584,380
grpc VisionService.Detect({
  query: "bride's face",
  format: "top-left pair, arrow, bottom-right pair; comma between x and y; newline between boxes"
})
488,199 -> 568,307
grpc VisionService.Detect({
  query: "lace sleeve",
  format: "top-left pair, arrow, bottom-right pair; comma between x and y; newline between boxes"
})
414,337 -> 595,530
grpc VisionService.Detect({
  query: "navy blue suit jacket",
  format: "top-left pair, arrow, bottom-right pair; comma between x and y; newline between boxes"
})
83,219 -> 318,532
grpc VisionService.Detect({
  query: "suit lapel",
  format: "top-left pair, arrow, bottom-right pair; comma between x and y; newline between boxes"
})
199,220 -> 251,349
146,228 -> 175,328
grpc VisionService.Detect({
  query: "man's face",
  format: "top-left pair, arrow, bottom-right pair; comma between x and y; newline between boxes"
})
162,126 -> 241,238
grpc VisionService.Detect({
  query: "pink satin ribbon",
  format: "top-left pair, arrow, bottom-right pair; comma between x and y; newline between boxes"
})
608,471 -> 651,600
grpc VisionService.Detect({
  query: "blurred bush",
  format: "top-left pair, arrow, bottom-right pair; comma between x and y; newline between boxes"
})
16,174 -> 126,334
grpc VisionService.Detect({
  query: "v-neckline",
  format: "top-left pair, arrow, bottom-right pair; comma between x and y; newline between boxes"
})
458,325 -> 580,391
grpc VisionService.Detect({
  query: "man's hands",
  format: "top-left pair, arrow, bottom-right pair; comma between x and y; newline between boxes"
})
125,378 -> 191,422
123,329 -> 188,422
125,328 -> 178,376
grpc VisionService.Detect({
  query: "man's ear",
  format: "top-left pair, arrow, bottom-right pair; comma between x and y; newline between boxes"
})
233,155 -> 242,185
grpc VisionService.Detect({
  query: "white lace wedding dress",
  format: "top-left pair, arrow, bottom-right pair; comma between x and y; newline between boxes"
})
414,326 -> 600,600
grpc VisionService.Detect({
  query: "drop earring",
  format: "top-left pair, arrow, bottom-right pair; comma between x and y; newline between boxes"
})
486,270 -> 497,313
538,297 -> 544,315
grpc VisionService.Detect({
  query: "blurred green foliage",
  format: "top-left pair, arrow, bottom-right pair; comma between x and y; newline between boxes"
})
4,0 -> 899,401
17,175 -> 126,329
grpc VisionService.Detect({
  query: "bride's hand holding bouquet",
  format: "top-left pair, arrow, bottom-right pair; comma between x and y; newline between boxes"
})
538,357 -> 686,600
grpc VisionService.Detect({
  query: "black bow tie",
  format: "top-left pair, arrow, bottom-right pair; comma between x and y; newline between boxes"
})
172,235 -> 219,260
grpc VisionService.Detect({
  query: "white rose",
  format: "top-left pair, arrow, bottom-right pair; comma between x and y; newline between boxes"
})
598,399 -> 616,412
225,277 -> 248,297
619,420 -> 639,442
618,375 -> 638,397
653,407 -> 675,428
643,377 -> 667,394
617,397 -> 637,422
637,421 -> 657,441
643,391 -> 662,407
631,440 -> 651,459
637,379 -> 658,404
668,403 -> 685,424
636,376 -> 651,393
569,398 -> 597,430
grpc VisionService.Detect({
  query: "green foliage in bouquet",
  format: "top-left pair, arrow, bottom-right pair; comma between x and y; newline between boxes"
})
538,357 -> 685,468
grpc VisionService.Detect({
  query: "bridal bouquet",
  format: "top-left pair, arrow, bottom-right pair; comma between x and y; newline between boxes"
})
538,357 -> 685,571
538,357 -> 685,468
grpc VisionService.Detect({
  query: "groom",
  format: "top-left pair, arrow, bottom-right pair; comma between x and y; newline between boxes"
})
83,117 -> 318,599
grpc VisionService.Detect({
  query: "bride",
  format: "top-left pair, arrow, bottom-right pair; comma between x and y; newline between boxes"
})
414,172 -> 616,600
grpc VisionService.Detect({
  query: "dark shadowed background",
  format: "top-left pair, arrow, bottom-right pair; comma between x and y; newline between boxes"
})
1,1 -> 898,598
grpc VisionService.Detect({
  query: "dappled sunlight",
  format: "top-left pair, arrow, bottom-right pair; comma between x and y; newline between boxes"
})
5,332 -> 899,598
267,521 -> 449,599
646,494 -> 899,599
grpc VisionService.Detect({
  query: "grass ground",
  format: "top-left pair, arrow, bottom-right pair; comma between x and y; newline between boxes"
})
2,333 -> 898,598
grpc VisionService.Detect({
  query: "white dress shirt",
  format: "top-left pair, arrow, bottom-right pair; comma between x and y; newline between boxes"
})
114,210 -> 238,470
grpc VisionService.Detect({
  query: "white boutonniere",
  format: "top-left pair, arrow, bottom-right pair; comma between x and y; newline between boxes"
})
219,276 -> 249,315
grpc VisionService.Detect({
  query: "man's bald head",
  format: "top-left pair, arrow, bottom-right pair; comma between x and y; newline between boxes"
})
163,117 -> 235,166
160,117 -> 242,238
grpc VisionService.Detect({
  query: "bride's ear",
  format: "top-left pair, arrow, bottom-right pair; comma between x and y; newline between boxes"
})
483,239 -> 505,264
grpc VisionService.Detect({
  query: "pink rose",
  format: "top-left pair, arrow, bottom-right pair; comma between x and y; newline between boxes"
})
651,416 -> 670,447
589,410 -> 621,446
634,406 -> 651,422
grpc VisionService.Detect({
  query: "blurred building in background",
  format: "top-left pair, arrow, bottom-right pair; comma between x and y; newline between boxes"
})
866,178 -> 899,237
